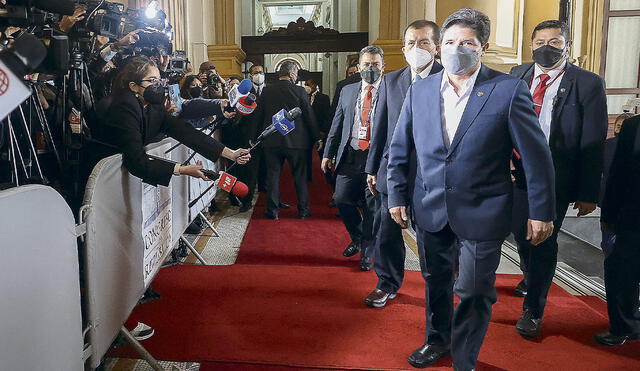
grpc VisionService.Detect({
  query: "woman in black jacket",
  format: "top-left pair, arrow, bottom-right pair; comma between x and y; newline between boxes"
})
103,56 -> 250,186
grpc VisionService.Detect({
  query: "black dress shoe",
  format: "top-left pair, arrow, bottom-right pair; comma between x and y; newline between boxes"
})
278,202 -> 291,209
514,279 -> 527,297
595,331 -> 640,346
364,288 -> 397,308
360,255 -> 373,271
229,194 -> 240,206
342,241 -> 361,257
298,210 -> 312,219
453,365 -> 475,371
516,309 -> 542,339
239,202 -> 252,213
328,199 -> 336,208
407,344 -> 450,368
265,212 -> 279,220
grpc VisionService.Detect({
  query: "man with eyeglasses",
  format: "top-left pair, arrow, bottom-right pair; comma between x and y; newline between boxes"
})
509,20 -> 608,340
323,45 -> 385,271
364,19 -> 443,309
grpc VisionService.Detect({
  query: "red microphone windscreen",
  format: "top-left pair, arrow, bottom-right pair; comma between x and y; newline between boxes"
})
231,181 -> 249,198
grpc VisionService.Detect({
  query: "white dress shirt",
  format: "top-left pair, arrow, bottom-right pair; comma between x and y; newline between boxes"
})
411,61 -> 434,83
530,60 -> 566,142
350,78 -> 381,150
440,66 -> 482,148
310,90 -> 318,105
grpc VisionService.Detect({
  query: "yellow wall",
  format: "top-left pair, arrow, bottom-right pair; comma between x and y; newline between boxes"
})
522,0 -> 560,62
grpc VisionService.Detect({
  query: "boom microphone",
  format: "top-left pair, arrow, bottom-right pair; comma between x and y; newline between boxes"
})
255,107 -> 301,143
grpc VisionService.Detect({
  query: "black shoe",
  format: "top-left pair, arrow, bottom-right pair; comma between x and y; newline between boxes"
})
239,202 -> 252,213
514,279 -> 527,297
265,212 -> 279,220
360,255 -> 373,271
407,344 -> 450,368
328,200 -> 336,208
364,289 -> 397,308
139,287 -> 161,304
208,200 -> 221,213
185,216 -> 204,234
298,210 -> 312,219
516,309 -> 542,339
278,202 -> 291,209
342,241 -> 361,257
595,331 -> 640,346
229,194 -> 240,206
452,365 -> 475,371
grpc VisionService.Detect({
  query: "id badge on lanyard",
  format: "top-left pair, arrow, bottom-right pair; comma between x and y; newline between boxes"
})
358,124 -> 369,140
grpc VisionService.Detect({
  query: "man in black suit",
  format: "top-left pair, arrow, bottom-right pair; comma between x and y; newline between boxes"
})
306,79 -> 332,135
596,114 -> 640,346
509,20 -> 608,339
364,19 -> 443,308
322,45 -> 385,271
252,61 -> 321,220
331,62 -> 361,119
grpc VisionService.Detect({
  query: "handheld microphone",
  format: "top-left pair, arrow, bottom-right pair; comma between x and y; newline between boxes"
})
236,93 -> 257,115
255,107 -> 301,143
189,169 -> 248,208
227,79 -> 253,108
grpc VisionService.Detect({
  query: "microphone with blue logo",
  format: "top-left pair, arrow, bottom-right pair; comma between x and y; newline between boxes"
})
255,107 -> 300,144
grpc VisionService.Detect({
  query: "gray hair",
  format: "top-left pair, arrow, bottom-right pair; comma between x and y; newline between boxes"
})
277,60 -> 299,77
359,45 -> 384,60
441,8 -> 491,45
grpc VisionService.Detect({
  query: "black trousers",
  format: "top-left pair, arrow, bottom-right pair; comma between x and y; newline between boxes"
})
604,227 -> 640,336
234,146 -> 261,206
511,186 -> 570,318
264,147 -> 310,215
416,224 -> 503,370
333,147 -> 376,257
373,192 -> 407,294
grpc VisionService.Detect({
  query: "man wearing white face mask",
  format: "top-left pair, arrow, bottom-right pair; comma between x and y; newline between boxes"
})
387,9 -> 555,371
364,20 -> 443,310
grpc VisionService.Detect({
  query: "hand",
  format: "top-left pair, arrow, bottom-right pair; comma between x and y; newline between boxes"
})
179,161 -> 209,181
117,29 -> 142,47
573,201 -> 597,217
526,219 -> 554,246
159,55 -> 170,72
389,206 -> 409,229
232,148 -> 251,164
223,110 -> 236,119
59,5 -> 86,33
367,174 -> 378,195
249,140 -> 256,147
165,103 -> 179,115
314,140 -> 324,152
321,158 -> 334,174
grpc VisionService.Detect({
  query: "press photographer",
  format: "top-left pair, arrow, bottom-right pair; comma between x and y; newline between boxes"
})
198,61 -> 224,99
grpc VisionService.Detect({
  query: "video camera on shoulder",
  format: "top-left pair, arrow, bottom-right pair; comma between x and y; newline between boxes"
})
120,2 -> 173,58
0,0 -> 74,27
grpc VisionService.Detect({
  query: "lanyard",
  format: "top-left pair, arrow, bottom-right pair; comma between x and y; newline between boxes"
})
530,69 -> 565,89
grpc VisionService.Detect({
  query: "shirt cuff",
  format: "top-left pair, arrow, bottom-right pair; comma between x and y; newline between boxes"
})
173,163 -> 181,176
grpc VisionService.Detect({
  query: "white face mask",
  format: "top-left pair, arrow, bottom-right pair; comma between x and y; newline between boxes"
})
404,46 -> 433,71
252,73 -> 265,85
441,45 -> 481,75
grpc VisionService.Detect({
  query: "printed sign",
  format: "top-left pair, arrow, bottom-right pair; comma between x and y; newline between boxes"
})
0,60 -> 32,121
216,172 -> 237,193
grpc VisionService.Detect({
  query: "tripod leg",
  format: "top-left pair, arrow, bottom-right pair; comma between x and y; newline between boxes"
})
7,117 -> 29,180
32,92 -> 61,167
16,104 -> 45,181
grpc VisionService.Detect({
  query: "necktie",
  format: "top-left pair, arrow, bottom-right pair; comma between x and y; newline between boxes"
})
358,85 -> 374,150
532,73 -> 550,117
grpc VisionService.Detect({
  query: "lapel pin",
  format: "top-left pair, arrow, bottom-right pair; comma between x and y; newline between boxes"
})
560,88 -> 566,93
477,91 -> 484,97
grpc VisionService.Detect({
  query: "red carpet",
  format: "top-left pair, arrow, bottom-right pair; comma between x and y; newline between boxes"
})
117,266 -> 640,370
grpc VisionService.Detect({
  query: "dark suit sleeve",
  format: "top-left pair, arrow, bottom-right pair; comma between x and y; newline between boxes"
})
110,102 -> 175,187
317,94 -> 332,133
576,76 -> 608,203
162,114 -> 226,162
366,75 -> 388,176
179,98 -> 224,120
249,93 -> 266,141
600,119 -> 634,224
323,91 -> 345,159
299,88 -> 320,143
508,80 -> 556,221
386,85 -> 414,209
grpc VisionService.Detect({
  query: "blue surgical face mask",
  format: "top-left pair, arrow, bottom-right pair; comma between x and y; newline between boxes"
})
440,45 -> 481,75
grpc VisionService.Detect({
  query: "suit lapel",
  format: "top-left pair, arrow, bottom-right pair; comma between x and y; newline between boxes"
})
551,63 -> 575,121
448,65 -> 496,155
398,67 -> 411,99
424,71 -> 446,152
345,84 -> 359,132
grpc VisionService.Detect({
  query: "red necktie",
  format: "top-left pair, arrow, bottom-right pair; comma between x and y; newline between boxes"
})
532,73 -> 550,117
358,85 -> 374,150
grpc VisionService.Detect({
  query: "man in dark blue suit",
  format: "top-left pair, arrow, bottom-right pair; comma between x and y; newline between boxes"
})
323,46 -> 385,271
387,9 -> 556,370
508,20 -> 608,339
363,19 -> 443,308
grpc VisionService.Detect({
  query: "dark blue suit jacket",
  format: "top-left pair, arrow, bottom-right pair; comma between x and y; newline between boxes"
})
387,65 -> 556,241
323,82 -> 361,169
365,63 -> 443,194
509,62 -> 608,203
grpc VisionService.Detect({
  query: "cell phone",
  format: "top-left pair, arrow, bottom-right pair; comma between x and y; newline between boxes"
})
168,84 -> 182,116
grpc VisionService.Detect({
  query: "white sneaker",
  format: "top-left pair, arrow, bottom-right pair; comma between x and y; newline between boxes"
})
130,322 -> 155,341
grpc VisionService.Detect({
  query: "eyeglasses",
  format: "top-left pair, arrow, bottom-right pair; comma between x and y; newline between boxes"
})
138,77 -> 164,85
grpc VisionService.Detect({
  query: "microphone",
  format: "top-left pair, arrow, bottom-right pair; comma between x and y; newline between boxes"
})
235,93 -> 257,115
227,79 -> 253,108
189,169 -> 248,208
255,107 -> 301,143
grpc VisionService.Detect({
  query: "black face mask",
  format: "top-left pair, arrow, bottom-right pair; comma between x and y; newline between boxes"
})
361,66 -> 381,84
141,81 -> 166,105
189,86 -> 202,98
532,45 -> 565,68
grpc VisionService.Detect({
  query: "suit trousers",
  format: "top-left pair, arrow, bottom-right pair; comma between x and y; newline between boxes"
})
264,147 -> 310,215
604,228 -> 640,335
416,224 -> 503,370
234,147 -> 261,206
373,192 -> 407,294
334,147 -> 376,257
511,186 -> 570,318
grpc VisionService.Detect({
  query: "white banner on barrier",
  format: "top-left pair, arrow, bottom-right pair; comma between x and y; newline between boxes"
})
188,130 -> 218,218
142,147 -> 173,286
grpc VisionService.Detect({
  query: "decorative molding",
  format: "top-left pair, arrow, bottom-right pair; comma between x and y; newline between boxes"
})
372,39 -> 406,72
263,17 -> 339,37
484,0 -> 523,65
207,44 -> 247,77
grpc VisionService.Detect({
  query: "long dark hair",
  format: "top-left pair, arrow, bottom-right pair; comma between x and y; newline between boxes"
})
112,56 -> 158,95
180,74 -> 200,99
